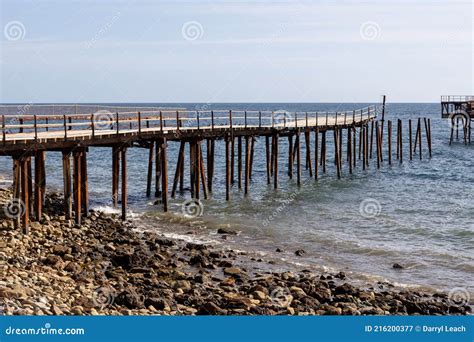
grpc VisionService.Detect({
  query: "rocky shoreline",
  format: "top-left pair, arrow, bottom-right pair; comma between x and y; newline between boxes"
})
0,188 -> 471,316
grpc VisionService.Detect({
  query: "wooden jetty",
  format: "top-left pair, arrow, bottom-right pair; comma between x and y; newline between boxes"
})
0,100 -> 432,233
441,95 -> 474,144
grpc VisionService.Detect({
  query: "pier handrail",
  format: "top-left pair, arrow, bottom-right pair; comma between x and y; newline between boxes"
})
441,95 -> 474,102
0,105 -> 377,144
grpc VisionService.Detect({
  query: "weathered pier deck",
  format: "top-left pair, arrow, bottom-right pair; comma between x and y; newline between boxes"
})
441,95 -> 474,144
0,101 -> 431,234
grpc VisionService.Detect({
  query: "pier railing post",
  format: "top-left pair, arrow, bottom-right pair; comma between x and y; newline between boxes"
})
63,115 -> 67,140
115,112 -> 119,134
138,111 -> 141,135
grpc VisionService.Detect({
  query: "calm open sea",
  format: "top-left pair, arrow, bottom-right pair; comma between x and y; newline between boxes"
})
1,103 -> 472,297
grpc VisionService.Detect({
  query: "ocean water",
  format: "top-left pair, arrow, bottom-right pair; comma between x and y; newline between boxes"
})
1,103 -> 472,298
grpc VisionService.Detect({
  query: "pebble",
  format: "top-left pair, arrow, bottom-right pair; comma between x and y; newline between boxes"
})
0,188 -> 469,317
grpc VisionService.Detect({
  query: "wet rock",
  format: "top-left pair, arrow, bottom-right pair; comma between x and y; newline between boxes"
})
321,304 -> 342,315
115,287 -> 144,309
199,302 -> 225,315
294,249 -> 305,257
52,245 -> 70,256
189,254 -> 207,266
392,263 -> 404,269
144,298 -> 171,311
44,255 -> 64,270
111,252 -> 132,267
334,283 -> 359,296
223,267 -> 244,276
252,291 -> 267,300
217,228 -> 237,235
64,261 -> 82,274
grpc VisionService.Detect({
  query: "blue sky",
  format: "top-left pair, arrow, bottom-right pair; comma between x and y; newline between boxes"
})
0,0 -> 472,103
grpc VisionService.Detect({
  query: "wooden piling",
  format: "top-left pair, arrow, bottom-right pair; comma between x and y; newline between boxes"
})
154,141 -> 161,197
348,128 -> 352,174
238,136 -> 243,189
265,136 -> 271,184
273,134 -> 279,189
352,126 -> 356,168
399,119 -> 403,163
20,157 -> 29,234
408,119 -> 413,161
305,130 -> 313,177
424,118 -> 431,158
34,151 -> 45,221
375,121 -> 380,169
358,127 -> 362,160
171,142 -> 185,198
362,126 -> 366,170
418,118 -> 422,160
288,135 -> 293,179
249,137 -> 255,180
338,128 -> 343,172
189,142 -> 196,198
369,121 -> 374,159
231,137 -> 235,185
334,130 -> 341,179
321,131 -> 327,173
121,147 -> 127,220
195,140 -> 201,200
314,129 -> 319,179
161,139 -> 168,211
73,151 -> 82,226
13,158 -> 21,229
207,139 -> 214,192
245,136 -> 251,195
225,137 -> 231,200
27,158 -> 32,213
112,146 -> 120,207
146,143 -> 154,197
365,124 -> 369,168
387,121 -> 392,165
80,150 -> 88,215
296,131 -> 301,186
427,118 -> 432,157
62,151 -> 72,220
413,119 -> 420,153
199,143 -> 208,199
